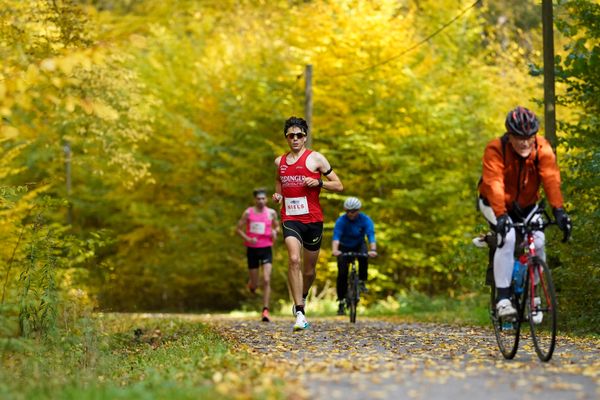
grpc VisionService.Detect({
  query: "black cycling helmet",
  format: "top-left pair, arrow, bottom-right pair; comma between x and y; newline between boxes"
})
505,106 -> 540,138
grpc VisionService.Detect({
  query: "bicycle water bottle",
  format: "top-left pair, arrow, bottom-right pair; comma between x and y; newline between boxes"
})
512,259 -> 526,294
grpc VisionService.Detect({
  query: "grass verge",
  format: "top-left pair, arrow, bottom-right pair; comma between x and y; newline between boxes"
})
0,313 -> 286,400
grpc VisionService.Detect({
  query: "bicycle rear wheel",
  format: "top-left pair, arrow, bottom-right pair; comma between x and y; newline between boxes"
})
527,257 -> 557,362
490,283 -> 521,359
347,269 -> 358,323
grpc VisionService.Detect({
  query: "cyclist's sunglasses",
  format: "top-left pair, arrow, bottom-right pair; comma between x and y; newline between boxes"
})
346,209 -> 359,214
285,132 -> 307,140
509,133 -> 536,142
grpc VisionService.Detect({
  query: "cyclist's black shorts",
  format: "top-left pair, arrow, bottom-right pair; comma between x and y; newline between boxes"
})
282,220 -> 323,251
246,246 -> 272,269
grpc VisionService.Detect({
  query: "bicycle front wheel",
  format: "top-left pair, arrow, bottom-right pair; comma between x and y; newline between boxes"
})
490,283 -> 521,359
347,270 -> 358,323
527,257 -> 557,362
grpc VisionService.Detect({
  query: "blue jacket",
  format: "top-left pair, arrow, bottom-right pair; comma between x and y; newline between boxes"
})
332,213 -> 376,248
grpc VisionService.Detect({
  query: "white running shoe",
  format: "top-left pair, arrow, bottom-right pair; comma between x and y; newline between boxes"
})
532,297 -> 543,324
292,296 -> 307,316
497,298 -> 517,318
293,311 -> 309,331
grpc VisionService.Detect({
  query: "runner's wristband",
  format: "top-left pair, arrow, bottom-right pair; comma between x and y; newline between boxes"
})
318,178 -> 323,187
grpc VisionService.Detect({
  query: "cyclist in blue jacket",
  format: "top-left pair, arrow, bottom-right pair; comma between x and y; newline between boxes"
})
332,197 -> 377,315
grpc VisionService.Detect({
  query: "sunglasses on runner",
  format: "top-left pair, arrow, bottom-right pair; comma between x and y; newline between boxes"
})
285,132 -> 307,140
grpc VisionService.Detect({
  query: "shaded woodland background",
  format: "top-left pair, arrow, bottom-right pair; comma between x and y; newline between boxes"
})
1,0 -> 598,336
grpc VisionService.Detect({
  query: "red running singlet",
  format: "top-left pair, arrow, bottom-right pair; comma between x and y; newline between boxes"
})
278,150 -> 323,223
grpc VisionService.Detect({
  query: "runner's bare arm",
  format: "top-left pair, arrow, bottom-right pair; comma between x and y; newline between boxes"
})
236,210 -> 252,242
270,208 -> 280,239
321,169 -> 343,192
273,156 -> 283,204
305,152 -> 343,192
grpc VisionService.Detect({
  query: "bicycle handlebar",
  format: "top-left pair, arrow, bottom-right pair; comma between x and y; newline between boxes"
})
507,219 -> 554,232
504,203 -> 569,243
339,252 -> 370,258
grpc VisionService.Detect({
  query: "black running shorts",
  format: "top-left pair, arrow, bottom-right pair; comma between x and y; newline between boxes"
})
246,246 -> 273,269
282,220 -> 323,251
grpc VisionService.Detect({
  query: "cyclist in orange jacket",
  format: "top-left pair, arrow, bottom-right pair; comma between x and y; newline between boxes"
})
478,106 -> 572,318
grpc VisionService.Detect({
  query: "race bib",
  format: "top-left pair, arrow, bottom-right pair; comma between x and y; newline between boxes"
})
285,196 -> 309,216
249,222 -> 266,235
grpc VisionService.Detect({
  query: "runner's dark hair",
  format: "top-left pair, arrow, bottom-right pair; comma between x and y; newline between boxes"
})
253,188 -> 267,197
284,116 -> 308,135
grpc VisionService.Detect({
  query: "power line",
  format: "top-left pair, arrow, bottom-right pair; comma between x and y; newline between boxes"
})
322,0 -> 482,78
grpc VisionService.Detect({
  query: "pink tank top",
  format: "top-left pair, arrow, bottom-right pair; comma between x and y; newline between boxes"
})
245,207 -> 274,248
278,149 -> 323,223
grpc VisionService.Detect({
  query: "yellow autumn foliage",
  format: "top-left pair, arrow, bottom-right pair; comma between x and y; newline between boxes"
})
2,0 -> 591,333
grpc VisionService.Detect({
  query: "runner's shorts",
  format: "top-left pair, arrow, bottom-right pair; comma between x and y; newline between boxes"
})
246,246 -> 272,269
282,221 -> 323,251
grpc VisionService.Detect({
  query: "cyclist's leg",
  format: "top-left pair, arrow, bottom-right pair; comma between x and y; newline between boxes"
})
336,255 -> 350,301
479,200 -> 515,308
358,242 -> 368,282
533,230 -> 546,263
493,227 -> 515,295
529,231 -> 546,292
492,228 -> 517,315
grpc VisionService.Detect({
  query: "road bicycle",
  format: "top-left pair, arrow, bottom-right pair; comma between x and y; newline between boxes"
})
340,252 -> 368,323
476,202 -> 567,362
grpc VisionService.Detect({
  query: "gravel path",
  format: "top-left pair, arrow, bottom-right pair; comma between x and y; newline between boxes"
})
208,316 -> 599,400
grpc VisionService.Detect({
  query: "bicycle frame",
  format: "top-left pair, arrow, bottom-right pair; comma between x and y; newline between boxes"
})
512,213 -> 554,320
523,234 -> 548,319
487,202 -> 560,362
339,252 -> 368,323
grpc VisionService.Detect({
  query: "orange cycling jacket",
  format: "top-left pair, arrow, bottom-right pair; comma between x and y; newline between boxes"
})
478,134 -> 564,217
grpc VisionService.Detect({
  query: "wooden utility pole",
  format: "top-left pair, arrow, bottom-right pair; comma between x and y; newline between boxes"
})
64,141 -> 73,225
304,64 -> 313,147
542,0 -> 557,149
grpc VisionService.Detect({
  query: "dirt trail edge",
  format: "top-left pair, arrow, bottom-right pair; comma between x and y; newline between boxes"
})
207,316 -> 599,400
